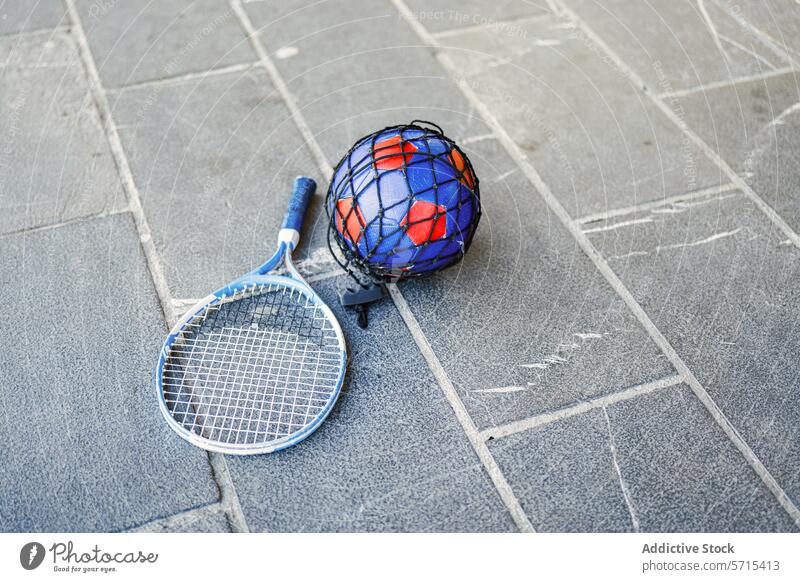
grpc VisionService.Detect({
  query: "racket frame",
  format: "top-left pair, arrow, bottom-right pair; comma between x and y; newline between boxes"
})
155,178 -> 347,455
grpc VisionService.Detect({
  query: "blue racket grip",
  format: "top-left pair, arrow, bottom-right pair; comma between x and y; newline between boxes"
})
282,176 -> 316,233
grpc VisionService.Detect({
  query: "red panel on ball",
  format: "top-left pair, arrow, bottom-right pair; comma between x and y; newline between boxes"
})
448,148 -> 475,188
374,135 -> 417,171
335,197 -> 366,244
401,200 -> 447,244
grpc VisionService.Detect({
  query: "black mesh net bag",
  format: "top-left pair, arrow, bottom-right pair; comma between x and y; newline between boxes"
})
325,122 -> 481,324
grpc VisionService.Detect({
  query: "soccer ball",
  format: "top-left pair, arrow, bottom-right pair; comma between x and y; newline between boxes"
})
327,123 -> 481,280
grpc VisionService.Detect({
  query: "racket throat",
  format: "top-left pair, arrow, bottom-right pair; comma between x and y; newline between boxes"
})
277,228 -> 300,249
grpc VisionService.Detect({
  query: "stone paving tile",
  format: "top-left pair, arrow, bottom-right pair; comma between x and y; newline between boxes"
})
490,384 -> 797,532
586,190 -> 800,510
608,385 -> 796,532
488,409 -> 633,532
560,0 -> 790,93
0,0 -> 65,35
225,277 -> 517,532
400,137 -> 673,430
243,0 -> 486,161
746,99 -> 800,238
74,0 -> 256,88
673,71 -> 800,234
0,30 -> 125,236
109,69 -> 327,299
0,214 -> 219,532
403,0 -> 550,34
440,15 -> 725,217
730,0 -> 800,64
673,71 -> 800,172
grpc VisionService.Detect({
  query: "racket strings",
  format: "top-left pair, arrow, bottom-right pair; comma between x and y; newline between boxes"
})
162,283 -> 343,447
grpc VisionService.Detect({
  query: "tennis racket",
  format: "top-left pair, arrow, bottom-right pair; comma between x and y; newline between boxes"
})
156,176 -> 346,455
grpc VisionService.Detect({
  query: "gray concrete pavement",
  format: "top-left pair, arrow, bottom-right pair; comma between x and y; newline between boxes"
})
1,0 -> 798,532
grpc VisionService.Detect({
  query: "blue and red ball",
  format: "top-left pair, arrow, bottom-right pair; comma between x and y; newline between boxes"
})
327,124 -> 481,280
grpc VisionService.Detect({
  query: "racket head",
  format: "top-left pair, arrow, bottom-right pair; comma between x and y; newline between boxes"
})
156,274 -> 346,455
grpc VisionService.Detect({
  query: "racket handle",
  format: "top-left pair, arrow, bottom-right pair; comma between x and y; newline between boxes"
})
279,176 -> 316,248
282,176 -> 316,231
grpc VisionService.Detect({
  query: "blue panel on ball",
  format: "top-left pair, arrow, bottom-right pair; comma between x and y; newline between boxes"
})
385,246 -> 417,268
360,218 -> 404,258
452,195 -> 476,235
348,138 -> 376,172
414,239 -> 455,264
376,171 -> 412,222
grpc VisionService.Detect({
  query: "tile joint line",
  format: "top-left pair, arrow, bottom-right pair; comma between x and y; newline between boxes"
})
63,0 -> 251,534
230,0 -> 535,533
481,375 -> 684,441
658,66 -> 798,100
565,4 -> 800,250
107,61 -> 261,93
0,24 -> 70,41
0,208 -> 132,241
387,286 -> 536,533
712,0 -> 798,67
393,0 -> 800,528
123,502 -> 225,533
575,183 -> 738,226
563,3 -> 800,524
430,11 -> 554,40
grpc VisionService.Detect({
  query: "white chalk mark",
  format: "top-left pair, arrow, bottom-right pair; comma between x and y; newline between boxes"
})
306,269 -> 347,283
711,0 -> 798,66
460,133 -> 495,145
603,407 -> 641,532
765,101 -> 800,129
574,332 -> 603,340
275,46 -> 299,59
741,101 -> 800,182
698,0 -> 725,55
607,250 -> 650,261
473,386 -> 528,394
293,246 -> 339,273
583,217 -> 654,234
644,192 -> 738,216
493,168 -> 519,182
658,228 -> 741,252
521,354 -> 568,370
667,192 -> 738,210
718,33 -> 777,70
519,332 -> 603,371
